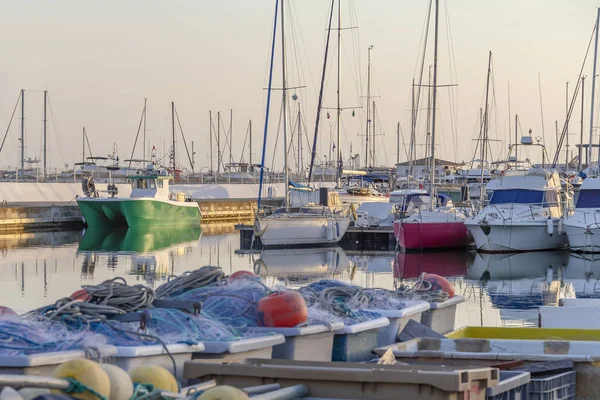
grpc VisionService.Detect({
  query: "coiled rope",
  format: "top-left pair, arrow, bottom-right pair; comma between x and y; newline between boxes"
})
156,266 -> 225,299
83,277 -> 154,313
394,273 -> 449,303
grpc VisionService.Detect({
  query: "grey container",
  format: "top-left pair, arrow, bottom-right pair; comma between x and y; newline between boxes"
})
184,358 -> 500,400
486,371 -> 530,400
529,370 -> 575,400
251,322 -> 344,362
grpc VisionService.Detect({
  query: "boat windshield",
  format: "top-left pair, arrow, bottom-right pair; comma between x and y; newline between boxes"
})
132,178 -> 156,189
576,189 -> 600,208
488,189 -> 545,205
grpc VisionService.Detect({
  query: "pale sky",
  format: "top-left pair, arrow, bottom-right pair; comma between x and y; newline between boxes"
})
1,0 -> 599,172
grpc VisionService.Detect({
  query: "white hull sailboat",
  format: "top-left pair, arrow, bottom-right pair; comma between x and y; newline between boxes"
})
254,0 -> 350,249
255,207 -> 350,248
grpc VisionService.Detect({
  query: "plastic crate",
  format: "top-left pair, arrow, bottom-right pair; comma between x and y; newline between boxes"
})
529,370 -> 575,400
486,371 -> 530,400
252,322 -> 344,362
331,317 -> 390,362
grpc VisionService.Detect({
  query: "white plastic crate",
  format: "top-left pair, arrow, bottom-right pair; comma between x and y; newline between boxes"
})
365,301 -> 430,346
421,296 -> 465,334
112,343 -> 204,381
332,317 -> 390,362
192,334 -> 285,363
0,346 -> 116,377
252,322 -> 344,361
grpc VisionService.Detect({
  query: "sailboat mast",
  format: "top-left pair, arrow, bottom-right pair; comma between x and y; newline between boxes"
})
209,111 -> 213,172
372,100 -> 376,166
249,119 -> 252,166
426,65 -> 432,177
591,7 -> 600,166
336,0 -> 341,185
297,104 -> 302,175
217,111 -> 221,174
580,76 -> 586,170
408,79 -> 415,178
429,0 -> 439,208
229,109 -> 233,165
82,127 -> 85,164
481,51 -> 492,188
396,122 -> 400,166
365,45 -> 373,168
171,101 -> 176,173
281,0 -> 289,207
566,82 -> 569,168
143,98 -> 147,162
20,89 -> 25,177
43,90 -> 47,181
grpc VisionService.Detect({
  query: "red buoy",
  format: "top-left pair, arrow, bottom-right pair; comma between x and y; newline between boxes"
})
228,270 -> 257,283
71,289 -> 91,301
423,274 -> 455,298
0,306 -> 17,317
257,291 -> 308,328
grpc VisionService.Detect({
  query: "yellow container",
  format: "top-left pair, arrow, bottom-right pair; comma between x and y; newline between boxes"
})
448,326 -> 600,341
176,192 -> 186,202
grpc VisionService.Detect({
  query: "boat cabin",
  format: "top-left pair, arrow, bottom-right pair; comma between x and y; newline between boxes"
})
128,169 -> 172,199
486,169 -> 563,218
575,177 -> 600,209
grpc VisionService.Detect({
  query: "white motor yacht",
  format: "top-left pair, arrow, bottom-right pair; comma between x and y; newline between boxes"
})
465,168 -> 570,252
564,177 -> 600,252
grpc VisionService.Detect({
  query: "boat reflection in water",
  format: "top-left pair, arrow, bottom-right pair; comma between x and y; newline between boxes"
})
564,253 -> 600,298
393,251 -> 472,281
77,225 -> 202,284
465,251 -> 573,326
253,247 -> 350,287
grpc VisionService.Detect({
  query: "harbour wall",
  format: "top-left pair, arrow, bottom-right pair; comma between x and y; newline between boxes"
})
0,182 -> 302,232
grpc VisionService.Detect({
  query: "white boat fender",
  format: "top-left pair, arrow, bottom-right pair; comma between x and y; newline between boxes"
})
547,217 -> 554,236
557,217 -> 565,235
546,266 -> 553,284
326,221 -> 334,241
253,219 -> 267,237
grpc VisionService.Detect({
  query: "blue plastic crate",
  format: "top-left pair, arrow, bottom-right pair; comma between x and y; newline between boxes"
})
529,370 -> 575,400
486,371 -> 530,400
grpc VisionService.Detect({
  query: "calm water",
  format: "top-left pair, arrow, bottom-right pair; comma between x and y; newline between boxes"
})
2,225 -> 599,329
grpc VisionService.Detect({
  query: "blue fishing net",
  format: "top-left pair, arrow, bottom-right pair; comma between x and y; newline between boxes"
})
85,309 -> 243,346
0,316 -> 104,356
171,278 -> 271,331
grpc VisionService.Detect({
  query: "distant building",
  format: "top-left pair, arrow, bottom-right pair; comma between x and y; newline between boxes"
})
395,157 -> 462,179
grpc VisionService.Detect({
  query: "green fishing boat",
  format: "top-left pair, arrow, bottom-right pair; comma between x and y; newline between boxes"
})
76,166 -> 201,228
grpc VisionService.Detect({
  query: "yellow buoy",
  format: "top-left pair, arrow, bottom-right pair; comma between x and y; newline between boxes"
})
100,364 -> 133,400
129,365 -> 178,393
52,359 -> 111,400
198,386 -> 250,400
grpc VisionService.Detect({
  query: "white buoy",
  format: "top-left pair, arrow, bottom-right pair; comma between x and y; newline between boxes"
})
547,217 -> 554,236
558,217 -> 565,235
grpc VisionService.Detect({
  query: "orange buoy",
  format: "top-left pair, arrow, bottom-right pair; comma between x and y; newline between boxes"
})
423,274 -> 454,298
0,306 -> 16,317
228,270 -> 257,283
71,289 -> 91,301
257,291 -> 308,328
